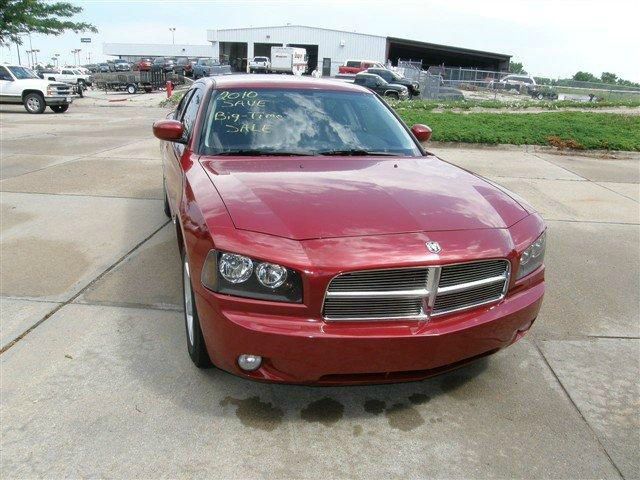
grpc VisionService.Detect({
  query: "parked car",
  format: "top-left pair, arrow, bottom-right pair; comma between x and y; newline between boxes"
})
152,75 -> 546,384
152,57 -> 176,72
132,58 -> 152,72
366,67 -> 420,96
84,64 -> 99,73
97,63 -> 111,73
114,59 -> 131,71
492,75 -> 537,94
339,60 -> 385,75
0,64 -> 74,113
192,58 -> 232,78
175,58 -> 193,76
354,72 -> 409,99
249,56 -> 271,73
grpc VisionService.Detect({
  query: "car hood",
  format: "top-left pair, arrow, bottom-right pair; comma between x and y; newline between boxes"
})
201,155 -> 529,240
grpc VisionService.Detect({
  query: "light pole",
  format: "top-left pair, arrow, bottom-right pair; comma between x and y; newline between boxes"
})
169,27 -> 176,45
71,48 -> 81,66
32,49 -> 40,66
54,53 -> 60,67
25,49 -> 32,67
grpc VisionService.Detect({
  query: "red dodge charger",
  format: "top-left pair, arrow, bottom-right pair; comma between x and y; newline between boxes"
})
153,75 -> 546,385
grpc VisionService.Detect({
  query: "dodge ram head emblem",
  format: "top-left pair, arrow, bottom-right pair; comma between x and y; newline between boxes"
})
426,241 -> 441,254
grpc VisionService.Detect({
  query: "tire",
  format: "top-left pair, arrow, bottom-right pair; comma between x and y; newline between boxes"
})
536,93 -> 544,100
163,182 -> 171,218
386,92 -> 400,99
182,250 -> 212,368
23,92 -> 46,114
50,105 -> 69,113
126,84 -> 137,94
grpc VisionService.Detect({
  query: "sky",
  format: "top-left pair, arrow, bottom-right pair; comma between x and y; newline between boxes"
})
1,0 -> 639,81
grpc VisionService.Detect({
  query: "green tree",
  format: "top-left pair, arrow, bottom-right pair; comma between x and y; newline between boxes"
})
509,62 -> 527,74
600,72 -> 618,84
572,71 -> 598,82
0,0 -> 97,46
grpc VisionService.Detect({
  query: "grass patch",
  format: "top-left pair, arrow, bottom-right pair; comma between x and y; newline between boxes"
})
395,111 -> 640,151
390,98 -> 640,112
159,90 -> 185,107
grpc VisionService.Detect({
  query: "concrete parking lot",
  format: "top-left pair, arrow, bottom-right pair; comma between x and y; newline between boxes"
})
1,100 -> 638,479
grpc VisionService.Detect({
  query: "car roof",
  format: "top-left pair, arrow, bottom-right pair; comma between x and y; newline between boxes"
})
201,74 -> 373,94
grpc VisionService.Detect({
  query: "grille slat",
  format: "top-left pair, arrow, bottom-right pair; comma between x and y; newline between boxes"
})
322,260 -> 510,321
432,260 -> 509,315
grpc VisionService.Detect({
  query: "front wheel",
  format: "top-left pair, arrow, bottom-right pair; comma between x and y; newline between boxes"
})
23,92 -> 46,114
182,250 -> 212,368
50,105 -> 69,113
126,84 -> 137,94
386,92 -> 400,100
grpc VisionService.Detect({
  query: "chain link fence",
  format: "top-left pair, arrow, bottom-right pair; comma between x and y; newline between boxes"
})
394,60 -> 640,101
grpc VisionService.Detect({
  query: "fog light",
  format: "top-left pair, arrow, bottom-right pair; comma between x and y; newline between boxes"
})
238,354 -> 262,371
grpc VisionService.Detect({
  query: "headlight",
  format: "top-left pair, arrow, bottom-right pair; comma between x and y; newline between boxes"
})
516,231 -> 546,280
201,250 -> 302,303
256,262 -> 287,288
218,253 -> 253,283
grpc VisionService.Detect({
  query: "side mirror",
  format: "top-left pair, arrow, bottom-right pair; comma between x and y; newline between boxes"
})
411,124 -> 432,143
153,119 -> 185,143
153,120 -> 185,143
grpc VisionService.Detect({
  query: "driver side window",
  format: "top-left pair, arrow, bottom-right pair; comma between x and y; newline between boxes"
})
0,67 -> 12,81
174,90 -> 194,120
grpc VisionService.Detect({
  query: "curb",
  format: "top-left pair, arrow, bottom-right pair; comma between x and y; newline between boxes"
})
424,141 -> 640,160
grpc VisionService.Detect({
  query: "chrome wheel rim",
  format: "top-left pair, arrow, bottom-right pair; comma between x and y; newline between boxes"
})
26,97 -> 41,112
183,259 -> 194,346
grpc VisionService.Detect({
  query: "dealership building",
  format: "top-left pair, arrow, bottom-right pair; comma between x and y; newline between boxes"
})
104,25 -> 511,76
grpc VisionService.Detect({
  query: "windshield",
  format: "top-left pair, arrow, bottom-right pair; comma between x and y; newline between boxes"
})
201,88 -> 421,156
8,66 -> 39,80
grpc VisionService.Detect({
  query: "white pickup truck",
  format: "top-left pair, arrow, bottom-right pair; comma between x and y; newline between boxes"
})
249,56 -> 271,73
41,67 -> 92,87
0,64 -> 74,113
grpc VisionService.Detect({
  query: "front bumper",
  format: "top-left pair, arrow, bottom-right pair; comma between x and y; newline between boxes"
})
45,96 -> 73,106
195,280 -> 544,385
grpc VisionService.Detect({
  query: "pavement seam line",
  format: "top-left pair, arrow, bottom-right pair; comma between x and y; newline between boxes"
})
0,138 -> 152,181
0,190 -> 164,201
0,219 -> 171,354
594,182 -> 640,204
544,218 -> 640,226
532,340 -> 625,479
531,151 -> 640,204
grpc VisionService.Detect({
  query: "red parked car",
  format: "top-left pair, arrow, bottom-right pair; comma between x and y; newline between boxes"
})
153,75 -> 546,385
338,60 -> 385,75
132,58 -> 152,71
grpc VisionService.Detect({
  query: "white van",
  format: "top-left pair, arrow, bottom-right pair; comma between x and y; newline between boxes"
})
270,47 -> 307,75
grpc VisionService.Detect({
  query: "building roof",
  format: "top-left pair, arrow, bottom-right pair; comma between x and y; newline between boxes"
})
211,24 -> 385,40
387,36 -> 511,60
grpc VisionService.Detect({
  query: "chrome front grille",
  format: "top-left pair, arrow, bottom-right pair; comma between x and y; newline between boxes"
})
49,83 -> 72,96
323,260 -> 510,321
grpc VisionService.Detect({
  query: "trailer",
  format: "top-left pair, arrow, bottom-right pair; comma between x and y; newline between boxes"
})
270,47 -> 308,75
90,70 -> 184,94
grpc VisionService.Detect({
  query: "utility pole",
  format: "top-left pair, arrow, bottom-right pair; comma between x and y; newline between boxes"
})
16,43 -> 21,65
169,27 -> 176,45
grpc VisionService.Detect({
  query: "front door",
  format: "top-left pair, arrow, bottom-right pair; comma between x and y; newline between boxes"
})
322,58 -> 331,77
